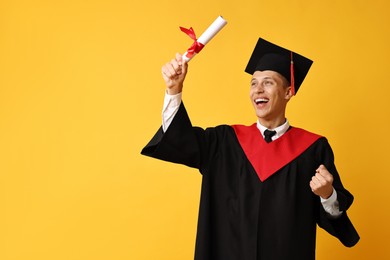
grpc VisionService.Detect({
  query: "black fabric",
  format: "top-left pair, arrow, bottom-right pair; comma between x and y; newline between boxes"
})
263,129 -> 276,143
141,103 -> 359,260
245,38 -> 313,94
256,53 -> 291,83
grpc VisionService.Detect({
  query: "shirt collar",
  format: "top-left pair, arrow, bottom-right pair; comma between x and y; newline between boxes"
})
257,119 -> 290,141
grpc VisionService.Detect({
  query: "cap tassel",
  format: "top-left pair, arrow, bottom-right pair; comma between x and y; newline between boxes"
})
290,52 -> 295,96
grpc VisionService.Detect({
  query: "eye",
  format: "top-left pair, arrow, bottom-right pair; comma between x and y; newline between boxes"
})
264,80 -> 275,86
250,81 -> 257,88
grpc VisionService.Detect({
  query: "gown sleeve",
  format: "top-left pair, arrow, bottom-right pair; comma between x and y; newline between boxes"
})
316,138 -> 360,247
141,102 -> 216,172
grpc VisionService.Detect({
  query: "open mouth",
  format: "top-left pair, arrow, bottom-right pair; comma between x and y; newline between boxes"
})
255,98 -> 269,105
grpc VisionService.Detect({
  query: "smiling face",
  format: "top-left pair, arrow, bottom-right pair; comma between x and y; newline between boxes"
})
250,70 -> 293,129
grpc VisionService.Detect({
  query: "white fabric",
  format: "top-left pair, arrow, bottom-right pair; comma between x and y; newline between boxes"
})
162,92 -> 182,132
257,120 -> 290,141
321,188 -> 343,217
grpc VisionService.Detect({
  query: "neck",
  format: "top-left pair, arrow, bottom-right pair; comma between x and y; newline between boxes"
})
258,116 -> 286,129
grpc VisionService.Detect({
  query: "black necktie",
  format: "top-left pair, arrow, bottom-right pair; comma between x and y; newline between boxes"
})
264,129 -> 277,143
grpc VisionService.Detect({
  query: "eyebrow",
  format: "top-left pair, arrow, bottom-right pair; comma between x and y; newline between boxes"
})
251,76 -> 274,82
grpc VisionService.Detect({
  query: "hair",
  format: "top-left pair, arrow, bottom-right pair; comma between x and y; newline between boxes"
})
275,71 -> 290,89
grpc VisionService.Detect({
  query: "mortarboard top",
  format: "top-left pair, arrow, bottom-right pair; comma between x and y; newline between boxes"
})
245,38 -> 313,95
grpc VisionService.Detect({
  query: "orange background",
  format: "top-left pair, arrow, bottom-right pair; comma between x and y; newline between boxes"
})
1,0 -> 389,259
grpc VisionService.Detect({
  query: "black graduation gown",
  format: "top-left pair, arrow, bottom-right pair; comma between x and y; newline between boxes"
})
141,103 -> 359,260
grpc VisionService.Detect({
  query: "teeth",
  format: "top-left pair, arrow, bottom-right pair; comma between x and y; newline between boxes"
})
255,98 -> 269,104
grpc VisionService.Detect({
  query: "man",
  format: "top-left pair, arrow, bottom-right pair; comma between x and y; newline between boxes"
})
141,38 -> 359,260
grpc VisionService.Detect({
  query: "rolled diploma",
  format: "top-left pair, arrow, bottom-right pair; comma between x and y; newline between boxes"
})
183,16 -> 227,62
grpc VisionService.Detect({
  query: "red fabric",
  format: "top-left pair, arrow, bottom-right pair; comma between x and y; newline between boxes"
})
180,26 -> 205,58
290,52 -> 295,96
232,124 -> 322,182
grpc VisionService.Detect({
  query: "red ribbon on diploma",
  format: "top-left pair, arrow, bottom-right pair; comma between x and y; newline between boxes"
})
180,26 -> 205,58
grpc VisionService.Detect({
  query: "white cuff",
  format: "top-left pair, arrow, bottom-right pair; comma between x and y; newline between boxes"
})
162,92 -> 182,132
320,188 -> 343,218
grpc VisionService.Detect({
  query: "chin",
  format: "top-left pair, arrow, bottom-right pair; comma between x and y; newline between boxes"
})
254,108 -> 269,117
256,113 -> 269,120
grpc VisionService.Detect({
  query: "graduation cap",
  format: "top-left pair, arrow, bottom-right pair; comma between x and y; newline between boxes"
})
245,38 -> 313,95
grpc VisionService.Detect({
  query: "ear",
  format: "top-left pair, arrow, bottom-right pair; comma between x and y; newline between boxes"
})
285,86 -> 293,100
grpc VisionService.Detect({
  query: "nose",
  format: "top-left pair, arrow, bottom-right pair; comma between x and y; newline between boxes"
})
254,83 -> 264,93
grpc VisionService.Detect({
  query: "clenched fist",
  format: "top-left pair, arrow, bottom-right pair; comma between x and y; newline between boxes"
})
310,164 -> 334,199
161,53 -> 188,95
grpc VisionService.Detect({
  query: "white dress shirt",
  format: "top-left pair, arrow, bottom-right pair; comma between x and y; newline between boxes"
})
161,92 -> 342,217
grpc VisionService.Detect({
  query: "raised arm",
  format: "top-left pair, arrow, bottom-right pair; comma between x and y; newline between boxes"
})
161,53 -> 188,132
161,53 -> 188,95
